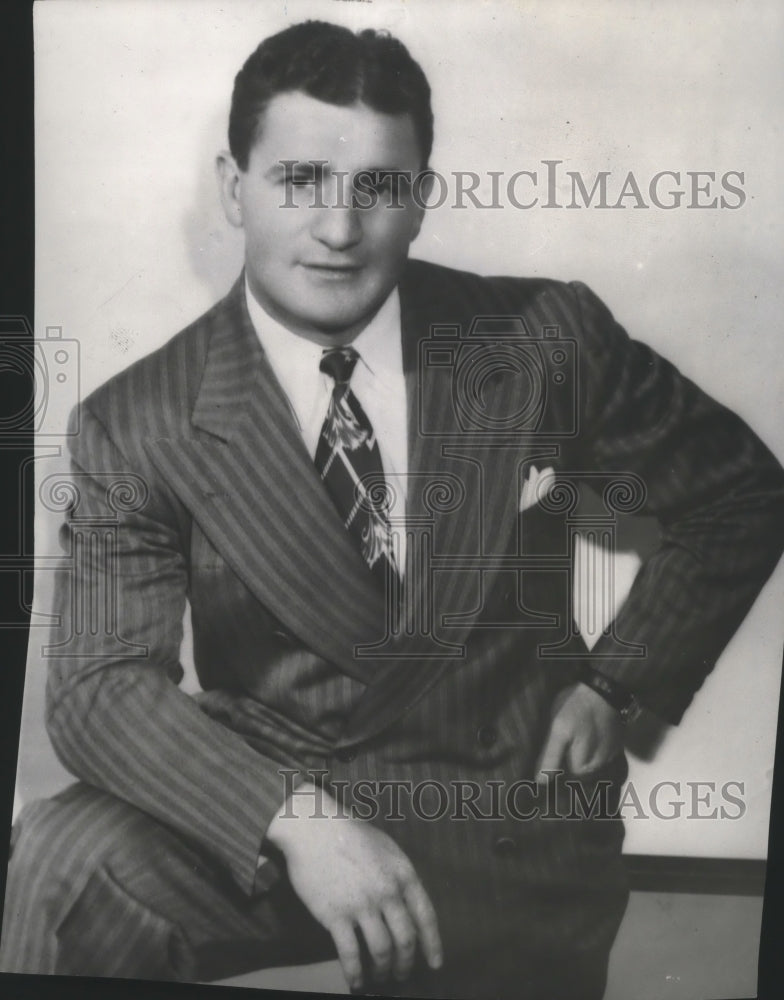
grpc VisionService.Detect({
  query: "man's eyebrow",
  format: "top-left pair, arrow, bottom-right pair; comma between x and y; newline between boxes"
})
263,162 -> 413,180
263,160 -> 328,180
357,166 -> 412,176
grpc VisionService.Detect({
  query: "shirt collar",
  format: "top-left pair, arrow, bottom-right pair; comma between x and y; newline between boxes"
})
244,278 -> 403,396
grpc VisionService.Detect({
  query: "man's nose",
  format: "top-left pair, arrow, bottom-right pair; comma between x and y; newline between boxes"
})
310,205 -> 362,250
310,179 -> 362,250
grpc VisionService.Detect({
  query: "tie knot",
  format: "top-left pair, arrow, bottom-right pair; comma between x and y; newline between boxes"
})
320,346 -> 359,386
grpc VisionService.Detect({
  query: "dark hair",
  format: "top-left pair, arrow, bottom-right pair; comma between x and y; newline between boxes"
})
228,20 -> 433,171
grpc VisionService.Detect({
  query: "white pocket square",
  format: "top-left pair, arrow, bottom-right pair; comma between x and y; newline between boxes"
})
519,465 -> 556,513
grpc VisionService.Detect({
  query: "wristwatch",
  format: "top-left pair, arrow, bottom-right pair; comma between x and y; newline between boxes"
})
579,666 -> 642,725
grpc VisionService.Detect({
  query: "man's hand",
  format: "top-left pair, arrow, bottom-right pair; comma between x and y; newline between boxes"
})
266,782 -> 443,990
536,683 -> 624,778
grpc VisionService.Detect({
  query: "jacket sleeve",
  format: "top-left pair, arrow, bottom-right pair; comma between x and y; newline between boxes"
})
569,280 -> 784,724
45,401 -> 303,896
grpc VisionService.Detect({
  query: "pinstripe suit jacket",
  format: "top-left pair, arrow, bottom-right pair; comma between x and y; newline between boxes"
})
46,260 -> 784,925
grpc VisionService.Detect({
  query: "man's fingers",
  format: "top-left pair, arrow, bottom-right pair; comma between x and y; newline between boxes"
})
568,733 -> 597,774
380,896 -> 418,981
356,910 -> 393,982
401,876 -> 443,970
536,730 -> 568,780
329,918 -> 363,991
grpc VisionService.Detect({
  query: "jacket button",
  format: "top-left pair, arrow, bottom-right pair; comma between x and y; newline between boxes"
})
493,836 -> 518,857
335,747 -> 356,763
476,725 -> 498,748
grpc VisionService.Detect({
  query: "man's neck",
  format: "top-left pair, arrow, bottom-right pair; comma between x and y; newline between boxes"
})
244,278 -> 398,348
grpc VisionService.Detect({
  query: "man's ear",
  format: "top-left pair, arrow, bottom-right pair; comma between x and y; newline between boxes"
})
216,151 -> 244,229
409,170 -> 434,242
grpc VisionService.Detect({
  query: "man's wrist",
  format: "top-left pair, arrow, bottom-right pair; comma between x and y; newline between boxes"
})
578,666 -> 642,725
266,780 -> 341,850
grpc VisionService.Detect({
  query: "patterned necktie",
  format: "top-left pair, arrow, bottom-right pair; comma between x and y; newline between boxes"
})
315,346 -> 399,590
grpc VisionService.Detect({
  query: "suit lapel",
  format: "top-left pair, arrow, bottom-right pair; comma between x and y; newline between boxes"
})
341,263 -> 528,743
145,278 -> 386,685
401,269 -> 526,635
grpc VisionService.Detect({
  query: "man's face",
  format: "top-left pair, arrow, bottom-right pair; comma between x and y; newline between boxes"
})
219,91 -> 427,345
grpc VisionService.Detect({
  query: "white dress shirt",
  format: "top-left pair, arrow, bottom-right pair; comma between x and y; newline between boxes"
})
245,280 -> 408,572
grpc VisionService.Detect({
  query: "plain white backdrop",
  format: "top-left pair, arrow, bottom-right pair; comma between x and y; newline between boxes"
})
26,0 -> 784,858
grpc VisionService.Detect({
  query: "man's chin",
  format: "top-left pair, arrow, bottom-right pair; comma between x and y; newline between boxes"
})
293,296 -> 390,342
271,310 -> 373,346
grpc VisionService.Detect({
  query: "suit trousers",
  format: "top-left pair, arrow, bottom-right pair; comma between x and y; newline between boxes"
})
0,779 -> 627,999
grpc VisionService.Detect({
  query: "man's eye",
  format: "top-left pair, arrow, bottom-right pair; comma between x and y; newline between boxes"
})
285,176 -> 317,187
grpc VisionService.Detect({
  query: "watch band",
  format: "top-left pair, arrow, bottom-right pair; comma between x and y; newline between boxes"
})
579,666 -> 642,725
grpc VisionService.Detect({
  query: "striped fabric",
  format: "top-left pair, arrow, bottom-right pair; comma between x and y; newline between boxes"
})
2,259 -> 783,990
2,782 -> 333,980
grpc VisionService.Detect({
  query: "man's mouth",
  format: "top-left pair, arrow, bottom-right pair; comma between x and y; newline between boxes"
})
301,262 -> 363,276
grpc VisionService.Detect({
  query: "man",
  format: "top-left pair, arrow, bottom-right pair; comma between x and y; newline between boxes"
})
2,19 -> 783,999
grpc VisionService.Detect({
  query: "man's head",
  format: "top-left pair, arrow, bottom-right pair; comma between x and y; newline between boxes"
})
228,20 -> 433,173
217,21 -> 435,346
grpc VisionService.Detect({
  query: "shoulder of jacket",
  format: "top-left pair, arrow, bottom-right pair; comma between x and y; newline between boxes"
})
80,280 -> 240,429
404,257 -> 583,317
